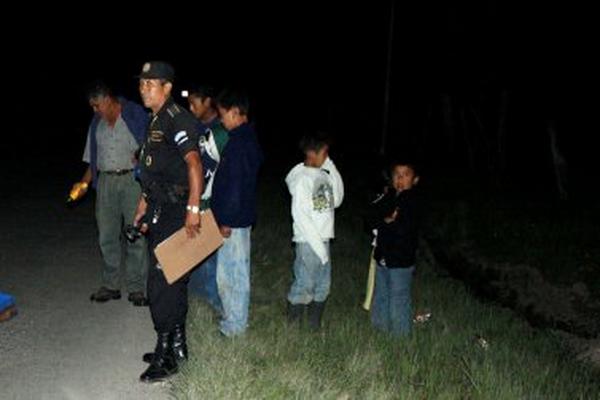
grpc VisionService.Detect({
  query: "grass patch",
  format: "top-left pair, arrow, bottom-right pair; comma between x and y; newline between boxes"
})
171,178 -> 600,399
426,179 -> 600,298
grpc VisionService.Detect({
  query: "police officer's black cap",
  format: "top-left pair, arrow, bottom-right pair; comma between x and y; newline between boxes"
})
137,61 -> 175,82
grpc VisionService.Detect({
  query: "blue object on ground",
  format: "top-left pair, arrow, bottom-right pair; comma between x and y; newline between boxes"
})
0,291 -> 15,311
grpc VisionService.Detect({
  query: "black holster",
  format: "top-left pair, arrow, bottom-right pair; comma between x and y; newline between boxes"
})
144,181 -> 189,205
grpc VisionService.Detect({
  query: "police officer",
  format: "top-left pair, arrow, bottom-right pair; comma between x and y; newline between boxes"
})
132,61 -> 203,383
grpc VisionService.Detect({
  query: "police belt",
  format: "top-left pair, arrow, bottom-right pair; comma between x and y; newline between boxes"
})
144,181 -> 189,205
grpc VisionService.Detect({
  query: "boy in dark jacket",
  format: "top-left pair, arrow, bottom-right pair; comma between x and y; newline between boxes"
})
211,89 -> 263,337
370,161 -> 420,336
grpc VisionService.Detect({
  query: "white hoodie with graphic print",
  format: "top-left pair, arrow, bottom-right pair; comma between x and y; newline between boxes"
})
285,157 -> 344,265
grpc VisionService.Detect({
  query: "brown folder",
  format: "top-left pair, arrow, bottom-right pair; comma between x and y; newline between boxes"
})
154,209 -> 224,284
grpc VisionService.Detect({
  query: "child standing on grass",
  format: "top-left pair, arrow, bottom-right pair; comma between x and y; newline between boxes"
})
285,132 -> 344,330
369,161 -> 420,336
211,89 -> 263,337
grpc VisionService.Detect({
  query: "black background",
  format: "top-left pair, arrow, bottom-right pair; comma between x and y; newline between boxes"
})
2,2 -> 594,196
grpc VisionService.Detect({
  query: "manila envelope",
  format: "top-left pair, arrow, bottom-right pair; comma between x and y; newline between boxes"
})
154,209 -> 224,284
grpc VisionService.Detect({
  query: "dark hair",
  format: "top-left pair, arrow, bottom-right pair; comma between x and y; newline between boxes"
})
299,131 -> 330,153
86,81 -> 114,101
189,85 -> 217,100
216,88 -> 250,115
189,85 -> 217,110
388,159 -> 419,178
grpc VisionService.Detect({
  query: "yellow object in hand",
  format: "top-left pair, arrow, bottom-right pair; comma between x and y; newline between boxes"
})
68,182 -> 88,202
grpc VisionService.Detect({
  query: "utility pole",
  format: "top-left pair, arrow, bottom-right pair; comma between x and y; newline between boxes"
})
380,0 -> 396,156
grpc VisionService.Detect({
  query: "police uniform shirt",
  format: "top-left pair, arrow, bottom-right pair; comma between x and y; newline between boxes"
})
140,97 -> 199,188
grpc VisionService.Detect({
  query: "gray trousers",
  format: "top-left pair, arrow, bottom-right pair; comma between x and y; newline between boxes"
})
95,172 -> 147,292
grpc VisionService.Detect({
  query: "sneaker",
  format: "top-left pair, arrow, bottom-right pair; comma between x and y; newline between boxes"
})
128,291 -> 149,307
90,287 -> 121,302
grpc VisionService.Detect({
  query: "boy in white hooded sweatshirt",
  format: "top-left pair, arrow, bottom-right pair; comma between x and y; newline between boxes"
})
285,133 -> 344,330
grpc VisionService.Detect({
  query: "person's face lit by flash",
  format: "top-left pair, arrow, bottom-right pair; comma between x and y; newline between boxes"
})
391,165 -> 419,192
139,79 -> 171,111
188,95 -> 211,120
89,95 -> 111,120
304,146 -> 328,168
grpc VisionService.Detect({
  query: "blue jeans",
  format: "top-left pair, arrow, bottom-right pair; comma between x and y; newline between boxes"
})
188,251 -> 222,314
216,227 -> 251,337
287,242 -> 331,305
371,264 -> 414,336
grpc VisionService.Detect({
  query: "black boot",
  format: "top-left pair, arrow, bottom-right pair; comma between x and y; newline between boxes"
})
140,332 -> 178,383
287,302 -> 306,325
171,324 -> 188,364
142,351 -> 154,364
307,301 -> 326,331
142,325 -> 188,364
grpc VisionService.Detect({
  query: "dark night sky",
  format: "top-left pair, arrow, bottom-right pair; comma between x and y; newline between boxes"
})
3,2 -> 593,192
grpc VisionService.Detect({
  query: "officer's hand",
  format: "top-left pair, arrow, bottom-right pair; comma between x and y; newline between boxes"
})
185,211 -> 201,238
220,225 -> 232,238
133,197 -> 148,231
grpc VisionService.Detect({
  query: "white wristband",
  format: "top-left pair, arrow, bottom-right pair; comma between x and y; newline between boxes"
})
186,205 -> 200,214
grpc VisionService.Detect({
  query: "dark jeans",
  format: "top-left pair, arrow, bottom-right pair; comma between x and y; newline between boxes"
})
146,202 -> 190,333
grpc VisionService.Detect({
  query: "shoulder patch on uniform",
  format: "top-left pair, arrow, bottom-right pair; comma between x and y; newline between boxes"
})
175,130 -> 189,146
167,104 -> 182,118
